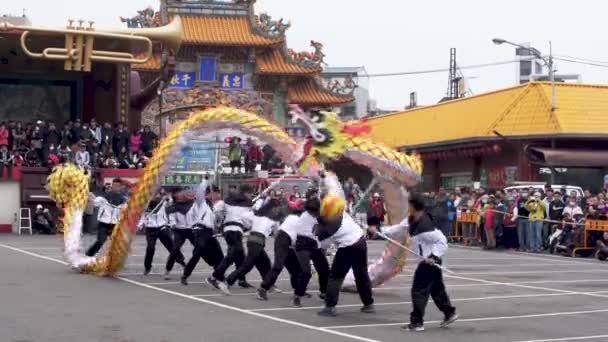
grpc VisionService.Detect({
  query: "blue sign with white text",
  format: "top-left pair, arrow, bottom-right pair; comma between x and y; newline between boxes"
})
171,142 -> 216,171
169,72 -> 196,88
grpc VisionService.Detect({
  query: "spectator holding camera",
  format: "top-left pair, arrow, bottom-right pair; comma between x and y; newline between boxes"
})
525,192 -> 546,253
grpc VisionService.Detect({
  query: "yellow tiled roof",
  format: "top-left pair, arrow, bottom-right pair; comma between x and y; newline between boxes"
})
256,48 -> 321,75
131,53 -> 161,71
288,78 -> 354,106
368,82 -> 608,148
180,16 -> 283,47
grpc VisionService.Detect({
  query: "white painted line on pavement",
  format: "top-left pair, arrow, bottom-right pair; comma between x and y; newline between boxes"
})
513,334 -> 608,342
0,243 -> 380,342
445,274 -> 608,300
250,292 -> 597,312
321,308 -> 608,329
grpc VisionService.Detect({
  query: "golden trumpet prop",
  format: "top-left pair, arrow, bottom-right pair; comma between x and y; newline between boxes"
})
0,16 -> 182,72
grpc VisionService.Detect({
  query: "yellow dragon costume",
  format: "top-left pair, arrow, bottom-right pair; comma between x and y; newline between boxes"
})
48,106 -> 421,286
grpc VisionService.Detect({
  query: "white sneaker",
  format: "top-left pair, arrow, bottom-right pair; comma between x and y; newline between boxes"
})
163,271 -> 171,280
268,286 -> 283,294
217,281 -> 231,295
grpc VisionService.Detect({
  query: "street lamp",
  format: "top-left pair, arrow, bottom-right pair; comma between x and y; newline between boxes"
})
492,38 -> 555,112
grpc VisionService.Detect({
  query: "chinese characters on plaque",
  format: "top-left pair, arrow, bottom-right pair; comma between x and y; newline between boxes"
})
162,174 -> 203,186
218,73 -> 244,89
169,72 -> 196,88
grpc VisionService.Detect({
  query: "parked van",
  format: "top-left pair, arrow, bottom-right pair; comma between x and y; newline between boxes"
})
504,183 -> 583,198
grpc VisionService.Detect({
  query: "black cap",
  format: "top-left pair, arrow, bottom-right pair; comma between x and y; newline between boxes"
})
409,193 -> 426,211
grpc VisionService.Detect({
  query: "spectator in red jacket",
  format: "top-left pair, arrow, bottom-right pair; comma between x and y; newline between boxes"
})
245,138 -> 263,173
367,192 -> 386,229
0,123 -> 9,148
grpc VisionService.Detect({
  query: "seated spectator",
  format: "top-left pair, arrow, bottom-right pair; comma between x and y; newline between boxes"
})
117,146 -> 134,169
75,143 -> 90,168
130,129 -> 142,154
131,152 -> 144,169
57,142 -> 71,163
88,140 -> 101,168
597,232 -> 608,261
33,204 -> 54,234
103,152 -> 119,168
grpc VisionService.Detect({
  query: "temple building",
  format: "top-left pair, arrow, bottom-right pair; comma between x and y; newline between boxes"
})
130,0 -> 354,136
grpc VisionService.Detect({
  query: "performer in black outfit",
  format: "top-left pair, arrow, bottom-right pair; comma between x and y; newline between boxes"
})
139,189 -> 184,275
257,200 -> 303,300
293,191 -> 330,307
181,184 -> 225,285
224,198 -> 283,291
316,174 -> 374,317
86,178 -> 128,256
208,184 -> 255,291
405,194 -> 458,332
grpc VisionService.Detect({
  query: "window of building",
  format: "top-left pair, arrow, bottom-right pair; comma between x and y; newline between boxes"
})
520,60 -> 532,76
198,56 -> 217,82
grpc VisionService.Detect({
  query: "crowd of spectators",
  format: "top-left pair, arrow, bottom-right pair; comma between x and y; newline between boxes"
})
226,137 -> 286,174
423,185 -> 608,260
0,119 -> 159,176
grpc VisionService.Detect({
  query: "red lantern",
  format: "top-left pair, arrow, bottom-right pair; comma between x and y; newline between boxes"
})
493,144 -> 502,153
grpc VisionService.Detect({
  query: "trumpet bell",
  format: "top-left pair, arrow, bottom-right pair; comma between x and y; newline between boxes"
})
107,16 -> 183,53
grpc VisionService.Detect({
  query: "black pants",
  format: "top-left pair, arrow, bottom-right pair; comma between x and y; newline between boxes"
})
213,230 -> 246,282
295,239 -> 330,297
261,230 -> 301,291
502,226 -> 518,249
410,262 -> 456,325
166,229 -> 195,272
226,233 -> 271,285
183,229 -> 224,279
33,222 -> 53,235
325,237 -> 373,307
144,227 -> 183,271
86,222 -> 114,256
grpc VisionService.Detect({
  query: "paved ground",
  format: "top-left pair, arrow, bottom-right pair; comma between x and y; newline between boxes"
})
1,235 -> 608,342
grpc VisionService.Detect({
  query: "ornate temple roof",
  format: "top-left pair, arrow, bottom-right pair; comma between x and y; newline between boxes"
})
180,15 -> 282,47
128,1 -> 354,107
255,48 -> 321,75
287,78 -> 354,106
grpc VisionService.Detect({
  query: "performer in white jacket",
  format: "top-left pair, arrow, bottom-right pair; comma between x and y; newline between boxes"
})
138,188 -> 185,275
85,178 -> 128,256
404,193 -> 458,332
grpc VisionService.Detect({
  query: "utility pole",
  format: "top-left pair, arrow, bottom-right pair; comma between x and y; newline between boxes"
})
548,41 -> 555,112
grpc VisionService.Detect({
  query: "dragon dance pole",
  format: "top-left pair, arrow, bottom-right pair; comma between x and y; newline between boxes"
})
375,230 -> 454,274
252,174 -> 287,202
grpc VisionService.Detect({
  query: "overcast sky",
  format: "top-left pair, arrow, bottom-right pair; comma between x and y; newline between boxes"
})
5,0 -> 607,110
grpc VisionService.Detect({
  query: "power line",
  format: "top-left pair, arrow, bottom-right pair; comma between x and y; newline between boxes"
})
554,54 -> 608,65
553,56 -> 608,68
366,58 -> 529,78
